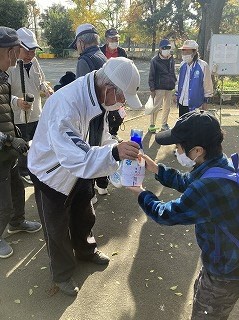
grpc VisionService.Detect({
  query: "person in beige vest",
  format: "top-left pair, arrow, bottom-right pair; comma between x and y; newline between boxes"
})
8,27 -> 53,185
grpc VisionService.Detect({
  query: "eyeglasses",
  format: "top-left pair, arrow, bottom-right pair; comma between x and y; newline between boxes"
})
161,46 -> 171,50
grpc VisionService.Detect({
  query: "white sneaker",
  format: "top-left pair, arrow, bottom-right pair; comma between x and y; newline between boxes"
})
91,195 -> 98,205
95,186 -> 108,195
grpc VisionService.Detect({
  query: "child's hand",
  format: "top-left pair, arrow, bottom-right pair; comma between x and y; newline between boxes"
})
140,154 -> 158,174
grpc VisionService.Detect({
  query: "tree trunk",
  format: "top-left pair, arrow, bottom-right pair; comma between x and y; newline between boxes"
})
151,29 -> 156,52
197,0 -> 227,62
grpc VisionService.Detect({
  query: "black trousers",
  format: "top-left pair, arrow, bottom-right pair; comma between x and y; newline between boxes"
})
17,121 -> 38,176
33,175 -> 97,282
178,103 -> 189,117
0,158 -> 25,236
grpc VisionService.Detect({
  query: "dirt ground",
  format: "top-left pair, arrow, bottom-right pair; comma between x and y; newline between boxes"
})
1,59 -> 239,320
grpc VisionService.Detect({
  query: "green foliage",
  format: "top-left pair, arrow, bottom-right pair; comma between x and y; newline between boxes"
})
39,4 -> 74,56
0,0 -> 28,29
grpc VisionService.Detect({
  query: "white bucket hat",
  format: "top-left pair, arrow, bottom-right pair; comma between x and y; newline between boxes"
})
17,27 -> 42,50
103,57 -> 142,110
179,40 -> 198,50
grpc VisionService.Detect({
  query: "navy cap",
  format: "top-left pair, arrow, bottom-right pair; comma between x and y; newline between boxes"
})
159,39 -> 171,48
0,26 -> 21,48
105,28 -> 119,38
155,111 -> 223,152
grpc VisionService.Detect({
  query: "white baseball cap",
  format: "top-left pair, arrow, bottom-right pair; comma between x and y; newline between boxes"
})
179,40 -> 198,50
69,23 -> 98,49
103,57 -> 142,110
17,27 -> 42,50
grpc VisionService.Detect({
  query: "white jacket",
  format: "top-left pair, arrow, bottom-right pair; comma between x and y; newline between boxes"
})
8,57 -> 47,124
28,71 -> 118,195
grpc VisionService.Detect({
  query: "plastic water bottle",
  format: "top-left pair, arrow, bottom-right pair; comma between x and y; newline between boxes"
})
120,129 -> 145,187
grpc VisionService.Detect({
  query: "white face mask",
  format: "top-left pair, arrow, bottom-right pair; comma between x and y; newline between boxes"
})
161,49 -> 171,57
108,42 -> 118,50
101,88 -> 123,111
175,150 -> 196,167
182,54 -> 193,64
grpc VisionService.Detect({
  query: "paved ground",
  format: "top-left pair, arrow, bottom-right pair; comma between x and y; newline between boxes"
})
1,59 -> 239,320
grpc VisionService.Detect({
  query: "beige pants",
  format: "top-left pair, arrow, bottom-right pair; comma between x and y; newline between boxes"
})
150,90 -> 172,126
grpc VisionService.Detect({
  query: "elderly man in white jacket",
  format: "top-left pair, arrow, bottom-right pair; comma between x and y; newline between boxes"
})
28,57 -> 142,296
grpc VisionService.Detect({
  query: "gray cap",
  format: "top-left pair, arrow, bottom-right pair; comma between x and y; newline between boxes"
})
0,26 -> 21,48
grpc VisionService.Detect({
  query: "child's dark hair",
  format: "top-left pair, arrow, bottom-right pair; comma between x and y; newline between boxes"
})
181,130 -> 224,160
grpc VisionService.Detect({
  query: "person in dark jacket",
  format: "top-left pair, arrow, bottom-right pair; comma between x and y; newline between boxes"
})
148,39 -> 177,133
69,23 -> 109,199
100,28 -> 127,142
69,23 -> 107,78
0,27 -> 41,259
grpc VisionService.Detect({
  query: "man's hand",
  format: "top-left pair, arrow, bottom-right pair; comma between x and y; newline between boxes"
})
17,98 -> 32,111
116,141 -> 140,160
141,154 -> 158,174
10,137 -> 29,154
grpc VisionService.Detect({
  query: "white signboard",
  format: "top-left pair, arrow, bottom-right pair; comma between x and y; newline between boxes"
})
209,34 -> 239,75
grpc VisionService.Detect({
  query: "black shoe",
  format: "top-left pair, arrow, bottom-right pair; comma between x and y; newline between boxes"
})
77,250 -> 110,265
55,278 -> 79,296
8,220 -> 42,234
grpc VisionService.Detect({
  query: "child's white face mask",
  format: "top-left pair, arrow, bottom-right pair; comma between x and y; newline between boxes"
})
175,150 -> 196,167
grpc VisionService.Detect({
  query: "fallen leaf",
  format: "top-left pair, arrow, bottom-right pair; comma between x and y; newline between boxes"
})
29,289 -> 33,295
98,235 -> 104,238
41,267 -> 47,270
116,281 -> 120,285
14,299 -> 21,304
39,239 -> 44,242
112,252 -> 118,256
33,285 -> 38,288
150,270 -> 154,273
188,243 -> 193,246
158,277 -> 163,280
175,292 -> 183,296
160,233 -> 164,236
170,243 -> 173,248
170,285 -> 178,291
145,283 -> 149,287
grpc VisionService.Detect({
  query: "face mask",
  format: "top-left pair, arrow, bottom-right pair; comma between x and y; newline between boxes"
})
182,54 -> 193,64
108,42 -> 118,50
101,88 -> 123,111
175,150 -> 196,167
161,49 -> 171,57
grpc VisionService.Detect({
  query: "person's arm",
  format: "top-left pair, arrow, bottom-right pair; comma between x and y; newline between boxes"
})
76,59 -> 91,78
203,62 -> 213,98
138,182 -> 211,226
47,115 -> 140,180
148,59 -> 156,95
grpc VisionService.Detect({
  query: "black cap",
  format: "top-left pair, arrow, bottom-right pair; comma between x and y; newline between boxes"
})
0,26 -> 20,48
59,71 -> 76,86
155,111 -> 222,151
105,28 -> 119,38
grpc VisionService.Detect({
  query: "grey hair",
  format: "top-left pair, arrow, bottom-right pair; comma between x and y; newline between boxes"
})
77,33 -> 100,46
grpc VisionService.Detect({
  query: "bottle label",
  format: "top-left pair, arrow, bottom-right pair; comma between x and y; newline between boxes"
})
120,159 -> 145,186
